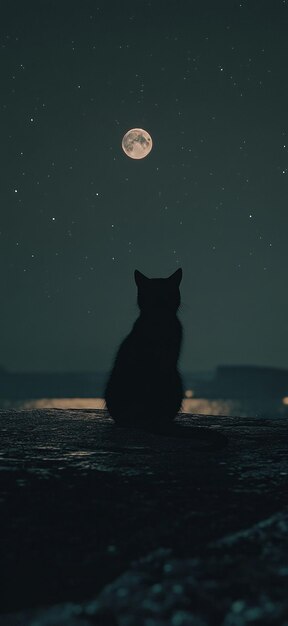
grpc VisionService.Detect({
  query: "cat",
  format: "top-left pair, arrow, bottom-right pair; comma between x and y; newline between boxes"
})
104,268 -> 183,427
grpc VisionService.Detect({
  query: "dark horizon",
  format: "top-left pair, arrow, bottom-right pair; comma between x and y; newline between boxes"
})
1,362 -> 288,376
1,363 -> 288,403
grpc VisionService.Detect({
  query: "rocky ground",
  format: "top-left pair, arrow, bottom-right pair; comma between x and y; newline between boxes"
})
0,409 -> 287,625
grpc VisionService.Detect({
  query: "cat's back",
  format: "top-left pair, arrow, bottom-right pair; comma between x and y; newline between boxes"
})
115,312 -> 182,364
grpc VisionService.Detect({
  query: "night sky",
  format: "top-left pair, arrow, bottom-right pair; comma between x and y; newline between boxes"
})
1,0 -> 288,375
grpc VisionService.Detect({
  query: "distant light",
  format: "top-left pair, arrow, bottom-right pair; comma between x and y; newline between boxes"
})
282,397 -> 288,405
185,389 -> 194,398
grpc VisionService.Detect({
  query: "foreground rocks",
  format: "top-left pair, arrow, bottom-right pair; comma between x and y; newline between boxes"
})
0,409 -> 287,625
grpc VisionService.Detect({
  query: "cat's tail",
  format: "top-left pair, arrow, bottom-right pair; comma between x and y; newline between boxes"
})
145,419 -> 229,448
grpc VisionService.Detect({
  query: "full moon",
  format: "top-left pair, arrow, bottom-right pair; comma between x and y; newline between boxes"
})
122,128 -> 153,160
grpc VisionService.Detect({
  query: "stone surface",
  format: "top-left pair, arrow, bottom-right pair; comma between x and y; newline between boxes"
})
0,409 -> 287,625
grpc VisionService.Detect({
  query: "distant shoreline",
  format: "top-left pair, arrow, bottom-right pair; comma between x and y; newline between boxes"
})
1,396 -> 287,418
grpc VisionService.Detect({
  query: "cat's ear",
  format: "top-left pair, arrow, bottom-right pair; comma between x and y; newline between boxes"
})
134,270 -> 149,286
169,268 -> 182,286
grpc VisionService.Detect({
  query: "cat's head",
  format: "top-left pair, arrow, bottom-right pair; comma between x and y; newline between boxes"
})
134,269 -> 182,314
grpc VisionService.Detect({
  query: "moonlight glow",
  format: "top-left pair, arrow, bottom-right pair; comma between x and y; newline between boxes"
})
122,128 -> 153,159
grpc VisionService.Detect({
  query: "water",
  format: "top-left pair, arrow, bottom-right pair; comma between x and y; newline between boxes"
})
1,396 -> 287,418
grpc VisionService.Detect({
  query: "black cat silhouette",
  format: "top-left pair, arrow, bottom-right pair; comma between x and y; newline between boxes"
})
104,268 -> 183,427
